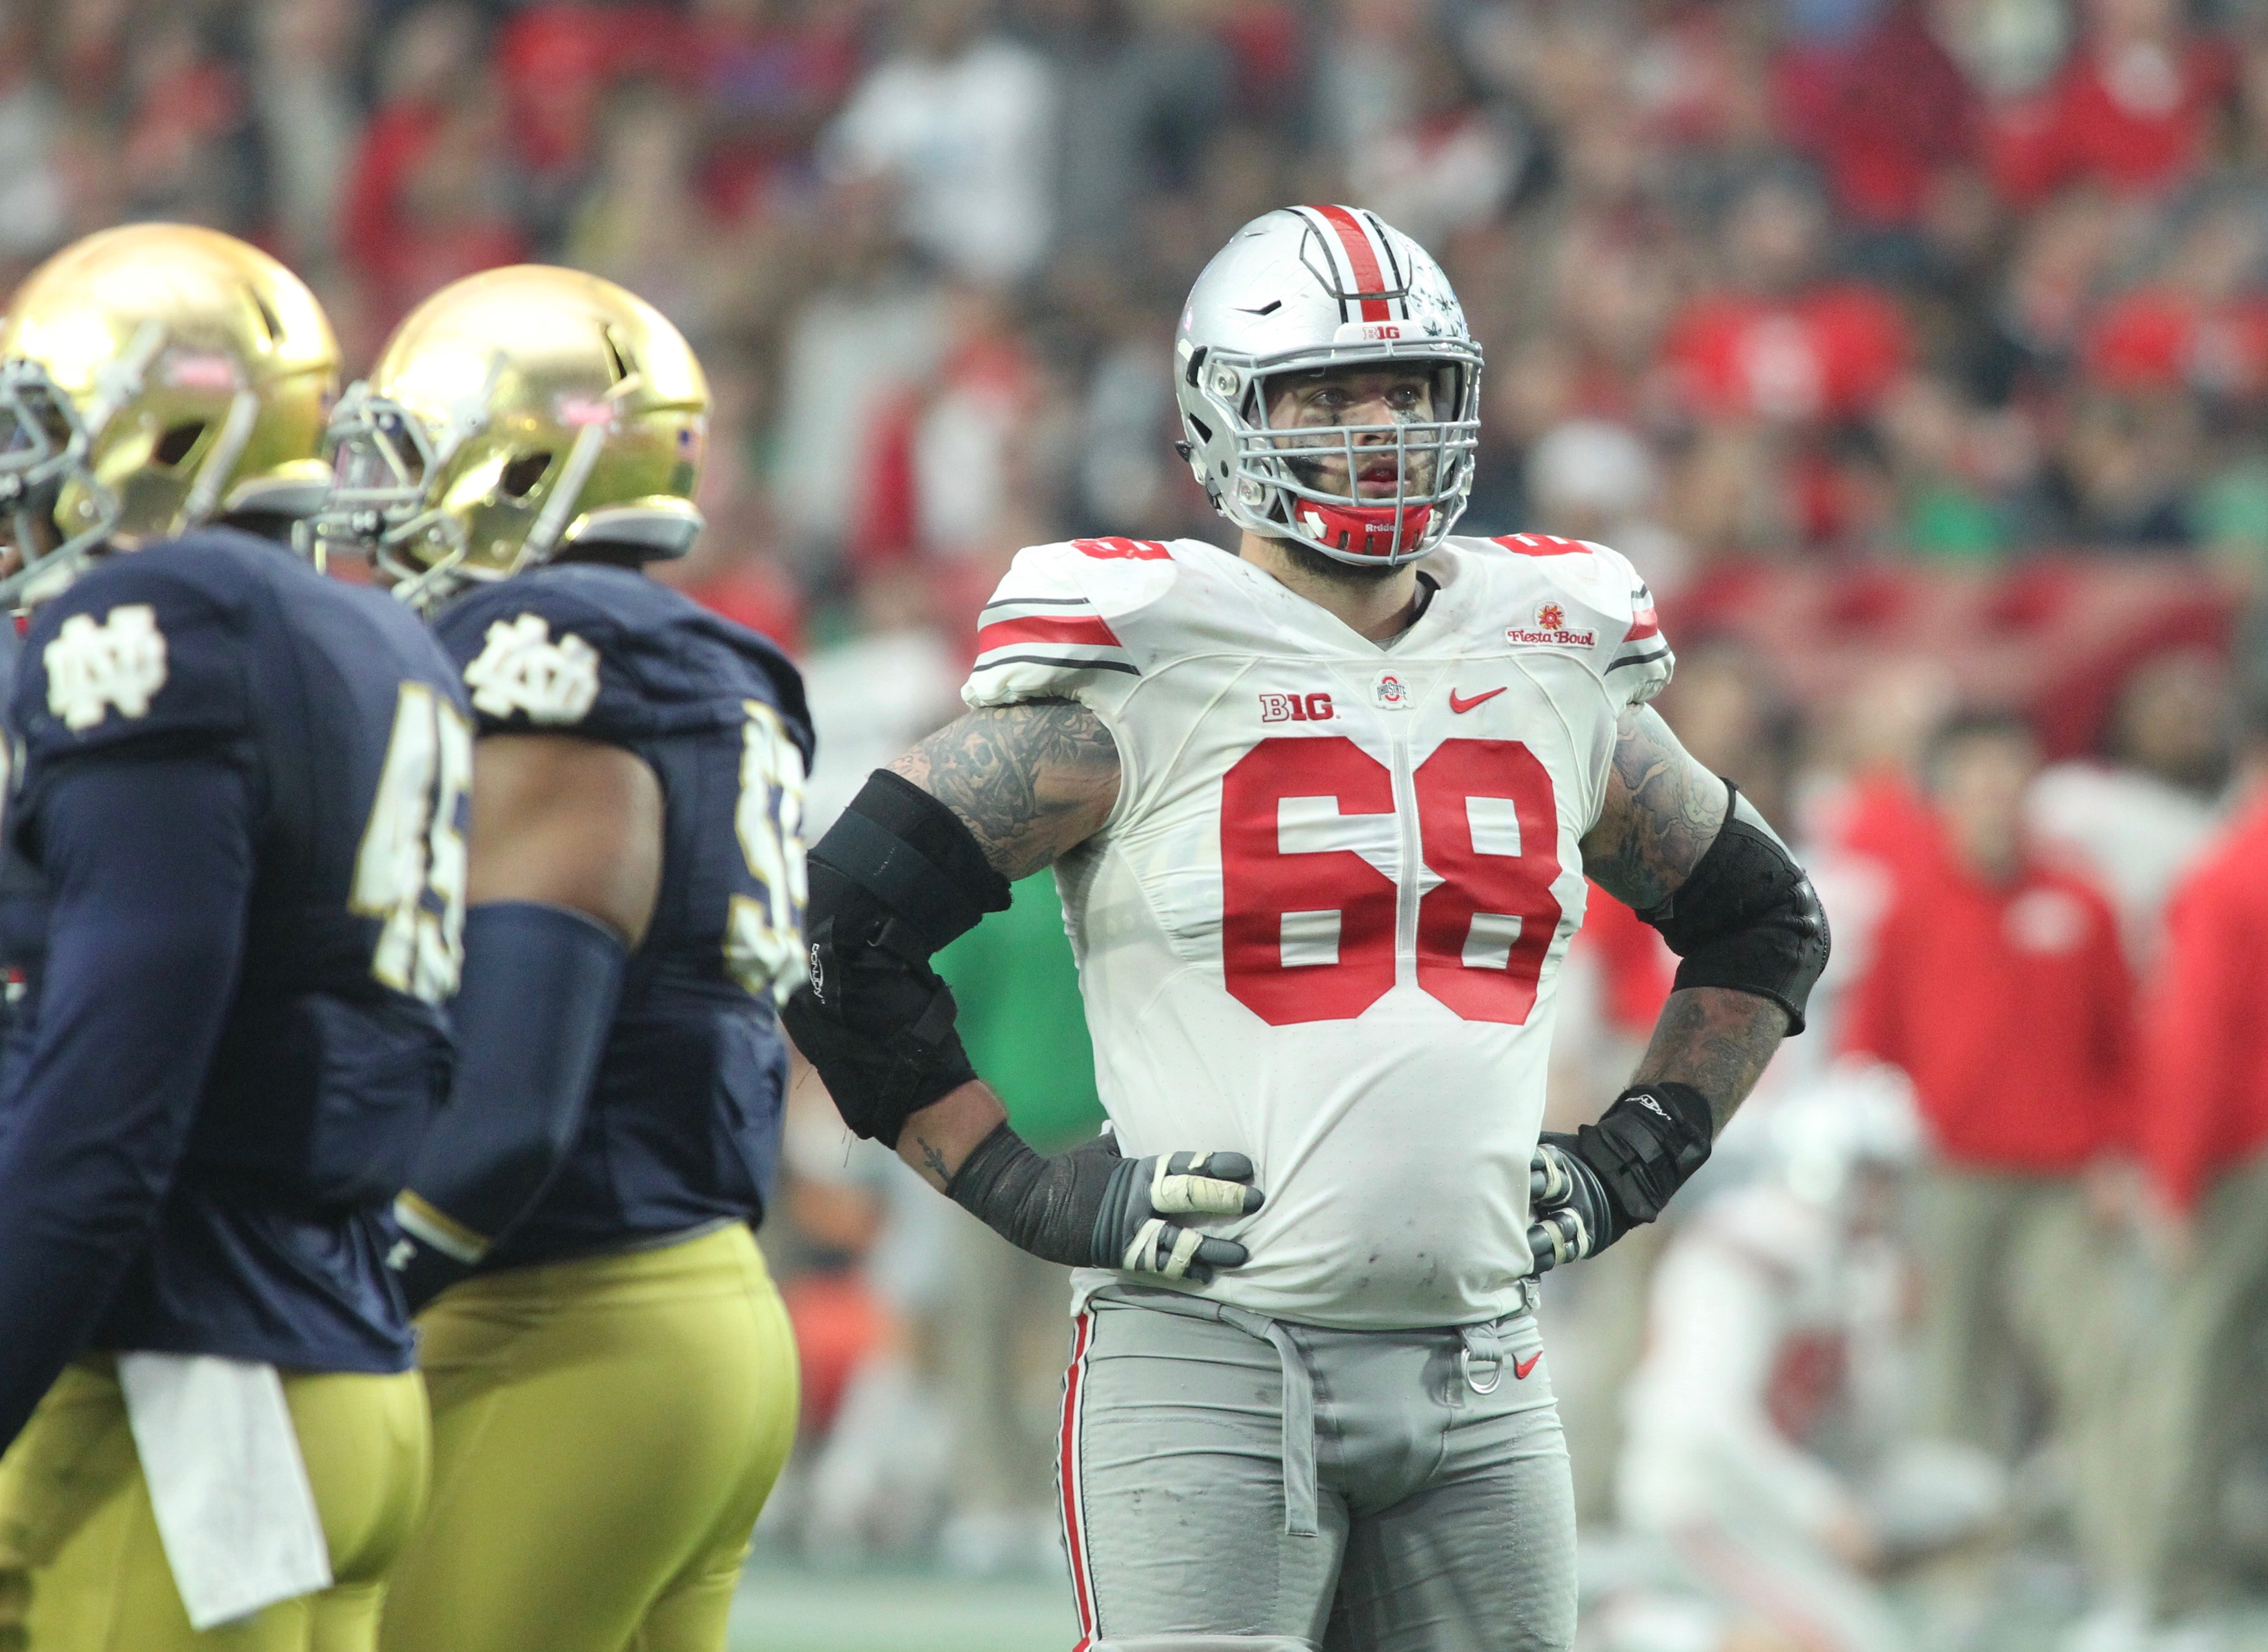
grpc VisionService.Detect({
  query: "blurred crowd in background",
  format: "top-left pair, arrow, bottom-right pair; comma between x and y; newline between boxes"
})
35,0 -> 2268,618
21,0 -> 2268,1646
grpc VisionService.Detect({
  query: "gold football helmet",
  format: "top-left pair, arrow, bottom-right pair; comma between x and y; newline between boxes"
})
313,266 -> 708,611
0,223 -> 340,604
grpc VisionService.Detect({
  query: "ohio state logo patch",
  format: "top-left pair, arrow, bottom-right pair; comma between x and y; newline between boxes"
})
1372,672 -> 1413,710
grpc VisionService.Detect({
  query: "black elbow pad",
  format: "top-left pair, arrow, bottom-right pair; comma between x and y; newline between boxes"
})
781,771 -> 1012,1146
1639,784 -> 1830,1034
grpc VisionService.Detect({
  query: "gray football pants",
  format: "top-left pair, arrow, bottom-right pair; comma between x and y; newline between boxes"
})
1058,1284 -> 1577,1652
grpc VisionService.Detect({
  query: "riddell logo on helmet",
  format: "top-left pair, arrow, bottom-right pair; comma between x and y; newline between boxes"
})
1507,600 -> 1596,648
1260,691 -> 1335,723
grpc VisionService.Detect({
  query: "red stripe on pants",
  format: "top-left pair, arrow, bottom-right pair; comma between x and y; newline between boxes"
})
1061,1310 -> 1098,1650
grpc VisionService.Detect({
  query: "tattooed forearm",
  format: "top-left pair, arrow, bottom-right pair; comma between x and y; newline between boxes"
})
895,1080 -> 1011,1192
891,700 -> 1122,882
1632,987 -> 1789,1134
1580,707 -> 1730,912
914,1136 -> 950,1190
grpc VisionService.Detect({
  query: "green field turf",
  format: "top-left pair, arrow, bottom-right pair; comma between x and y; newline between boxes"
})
727,1562 -> 1074,1652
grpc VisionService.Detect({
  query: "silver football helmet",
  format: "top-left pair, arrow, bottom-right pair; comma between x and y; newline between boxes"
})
1174,205 -> 1482,568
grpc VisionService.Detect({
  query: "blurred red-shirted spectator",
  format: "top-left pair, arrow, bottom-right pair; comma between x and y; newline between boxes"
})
1772,0 -> 1977,230
688,0 -> 861,218
850,284 -> 1047,580
1841,711 -> 2133,1494
1987,0 -> 2235,206
495,0 -> 681,178
1574,889 -> 1676,1042
2139,805 -> 2268,1216
2117,706 -> 2268,1621
2082,201 -> 2268,400
1844,717 -> 2131,1173
1666,178 -> 1910,424
342,6 -> 529,330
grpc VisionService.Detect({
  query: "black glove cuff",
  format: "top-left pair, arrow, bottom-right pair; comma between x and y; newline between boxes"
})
1577,1081 -> 1714,1227
945,1120 -> 1112,1267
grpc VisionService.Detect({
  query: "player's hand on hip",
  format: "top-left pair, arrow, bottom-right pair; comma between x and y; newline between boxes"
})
1526,1083 -> 1717,1273
1088,1137 -> 1263,1283
944,1123 -> 1263,1284
1526,1134 -> 1620,1272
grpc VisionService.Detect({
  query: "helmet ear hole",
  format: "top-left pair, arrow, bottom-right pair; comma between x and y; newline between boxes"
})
500,451 -> 553,499
154,422 -> 206,468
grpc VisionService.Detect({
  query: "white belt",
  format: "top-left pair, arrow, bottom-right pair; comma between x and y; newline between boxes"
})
1093,1281 -> 1538,1539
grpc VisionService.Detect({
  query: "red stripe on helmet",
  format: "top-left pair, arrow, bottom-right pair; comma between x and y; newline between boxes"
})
977,613 -> 1123,654
1311,203 -> 1391,322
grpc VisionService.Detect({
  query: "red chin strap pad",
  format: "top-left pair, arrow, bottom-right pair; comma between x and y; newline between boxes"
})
1296,501 -> 1435,561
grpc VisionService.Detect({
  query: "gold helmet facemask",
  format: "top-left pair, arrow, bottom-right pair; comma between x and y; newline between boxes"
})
311,266 -> 707,612
0,223 -> 340,606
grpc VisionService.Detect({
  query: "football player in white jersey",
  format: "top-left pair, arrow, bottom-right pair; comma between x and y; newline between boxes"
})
785,204 -> 1829,1652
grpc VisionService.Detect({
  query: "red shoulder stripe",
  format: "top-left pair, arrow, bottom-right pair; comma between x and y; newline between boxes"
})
1071,537 -> 1171,561
977,612 -> 1125,654
1492,533 -> 1591,557
1626,606 -> 1661,643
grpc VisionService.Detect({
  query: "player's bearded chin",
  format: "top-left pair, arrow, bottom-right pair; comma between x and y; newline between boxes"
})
1276,443 -> 1437,584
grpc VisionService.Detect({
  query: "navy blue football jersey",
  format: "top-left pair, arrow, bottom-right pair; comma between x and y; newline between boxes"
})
432,563 -> 812,1267
0,529 -> 470,1389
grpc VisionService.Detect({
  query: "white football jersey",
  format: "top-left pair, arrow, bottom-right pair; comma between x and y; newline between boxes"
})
962,532 -> 1674,1329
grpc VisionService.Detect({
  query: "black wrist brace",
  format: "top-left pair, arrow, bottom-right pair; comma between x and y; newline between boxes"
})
1575,1081 -> 1715,1228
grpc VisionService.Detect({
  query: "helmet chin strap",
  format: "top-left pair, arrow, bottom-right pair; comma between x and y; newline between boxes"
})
521,419 -> 610,567
177,389 -> 261,528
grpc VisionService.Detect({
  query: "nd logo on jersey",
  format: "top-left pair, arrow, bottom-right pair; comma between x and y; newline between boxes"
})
462,612 -> 601,724
45,604 -> 167,731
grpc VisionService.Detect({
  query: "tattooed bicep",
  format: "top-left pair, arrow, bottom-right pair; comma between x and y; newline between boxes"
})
1580,706 -> 1730,914
889,699 -> 1122,882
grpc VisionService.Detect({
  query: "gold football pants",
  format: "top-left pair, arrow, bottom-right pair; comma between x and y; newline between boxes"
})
377,1222 -> 798,1652
0,1359 -> 430,1652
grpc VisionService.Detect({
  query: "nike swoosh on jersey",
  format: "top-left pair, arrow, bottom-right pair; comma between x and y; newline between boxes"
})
1449,687 -> 1507,714
1513,1350 -> 1542,1380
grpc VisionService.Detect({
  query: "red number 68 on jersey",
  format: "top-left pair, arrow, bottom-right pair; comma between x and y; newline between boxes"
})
1219,735 -> 1564,1027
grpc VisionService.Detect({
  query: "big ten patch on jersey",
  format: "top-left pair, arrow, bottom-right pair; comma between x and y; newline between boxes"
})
430,563 -> 817,1261
7,530 -> 471,1208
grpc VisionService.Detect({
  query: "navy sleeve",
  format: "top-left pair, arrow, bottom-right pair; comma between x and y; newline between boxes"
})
392,901 -> 628,1307
0,754 -> 254,1447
